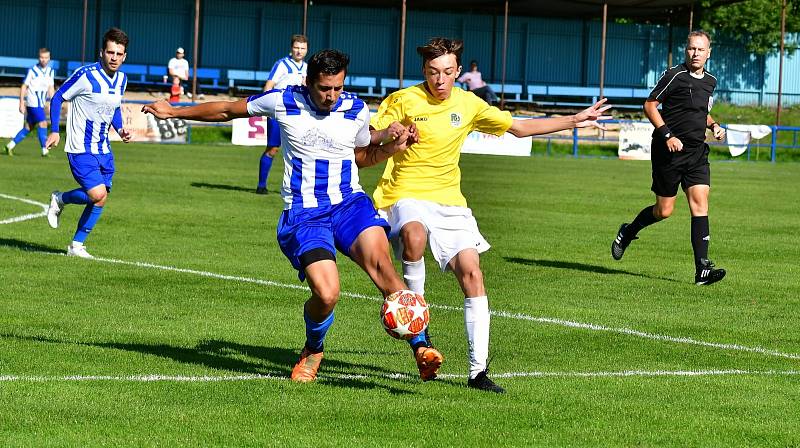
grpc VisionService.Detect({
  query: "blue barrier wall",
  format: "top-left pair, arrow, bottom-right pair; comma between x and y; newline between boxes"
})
0,0 -> 797,105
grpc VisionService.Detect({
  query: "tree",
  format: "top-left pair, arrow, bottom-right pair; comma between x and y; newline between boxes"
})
700,0 -> 799,56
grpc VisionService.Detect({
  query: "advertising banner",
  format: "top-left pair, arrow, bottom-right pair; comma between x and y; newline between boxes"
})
618,121 -> 654,160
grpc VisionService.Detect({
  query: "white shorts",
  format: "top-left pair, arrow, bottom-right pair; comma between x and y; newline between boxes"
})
379,198 -> 490,272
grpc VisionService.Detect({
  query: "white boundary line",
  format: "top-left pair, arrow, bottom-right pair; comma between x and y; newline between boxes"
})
0,193 -> 47,225
2,369 -> 800,382
91,256 -> 800,361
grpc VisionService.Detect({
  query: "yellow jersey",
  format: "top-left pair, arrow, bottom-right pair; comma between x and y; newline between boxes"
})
370,84 -> 513,209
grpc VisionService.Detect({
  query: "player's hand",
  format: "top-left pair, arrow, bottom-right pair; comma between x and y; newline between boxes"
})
19,102 -> 25,115
407,123 -> 419,146
45,132 -> 60,150
574,98 -> 613,130
118,128 -> 132,143
141,100 -> 173,119
666,136 -> 683,152
712,124 -> 726,141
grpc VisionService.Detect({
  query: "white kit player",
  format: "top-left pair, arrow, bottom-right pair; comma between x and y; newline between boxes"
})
141,49 -> 445,383
45,28 -> 132,259
5,48 -> 55,157
256,34 -> 309,194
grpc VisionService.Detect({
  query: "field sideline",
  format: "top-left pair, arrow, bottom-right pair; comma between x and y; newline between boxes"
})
1,139 -> 799,446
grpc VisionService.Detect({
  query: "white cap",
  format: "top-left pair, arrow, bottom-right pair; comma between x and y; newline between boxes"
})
176,47 -> 185,54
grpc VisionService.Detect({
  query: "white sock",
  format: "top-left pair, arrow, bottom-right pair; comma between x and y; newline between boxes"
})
402,258 -> 426,296
464,295 -> 490,379
6,141 -> 16,150
71,241 -> 83,248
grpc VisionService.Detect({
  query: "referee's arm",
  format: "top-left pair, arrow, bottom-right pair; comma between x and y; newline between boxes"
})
644,99 -> 683,152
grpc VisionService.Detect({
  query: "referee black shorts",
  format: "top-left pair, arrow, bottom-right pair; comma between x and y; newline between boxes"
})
650,139 -> 711,197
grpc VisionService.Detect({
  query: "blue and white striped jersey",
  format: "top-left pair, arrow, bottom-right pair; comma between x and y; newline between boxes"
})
267,57 -> 307,89
246,86 -> 371,210
53,62 -> 127,154
23,64 -> 54,108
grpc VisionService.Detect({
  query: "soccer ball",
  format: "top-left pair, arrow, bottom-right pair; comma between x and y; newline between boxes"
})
381,290 -> 430,340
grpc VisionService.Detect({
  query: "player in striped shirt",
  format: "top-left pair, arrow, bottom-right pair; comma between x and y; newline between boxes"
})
142,49 -> 441,383
5,48 -> 55,157
256,34 -> 309,195
45,28 -> 132,259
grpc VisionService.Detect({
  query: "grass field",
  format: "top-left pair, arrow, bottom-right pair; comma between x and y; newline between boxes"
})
2,137 -> 799,446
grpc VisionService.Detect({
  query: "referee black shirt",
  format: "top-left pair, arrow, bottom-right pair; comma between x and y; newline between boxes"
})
648,63 -> 717,149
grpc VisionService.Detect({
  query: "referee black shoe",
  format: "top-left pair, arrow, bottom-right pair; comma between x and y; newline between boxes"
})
467,370 -> 505,394
695,259 -> 726,285
255,187 -> 268,195
611,223 -> 637,260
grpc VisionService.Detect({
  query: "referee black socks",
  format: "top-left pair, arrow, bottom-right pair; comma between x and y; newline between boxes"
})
626,205 -> 661,237
691,216 -> 710,268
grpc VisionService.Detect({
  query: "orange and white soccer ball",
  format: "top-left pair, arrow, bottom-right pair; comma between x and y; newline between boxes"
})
381,289 -> 430,340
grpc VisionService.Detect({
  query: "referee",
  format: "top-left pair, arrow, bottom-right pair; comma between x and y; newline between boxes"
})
611,30 -> 726,285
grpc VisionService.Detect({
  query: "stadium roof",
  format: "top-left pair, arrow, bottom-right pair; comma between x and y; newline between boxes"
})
311,0 -> 743,20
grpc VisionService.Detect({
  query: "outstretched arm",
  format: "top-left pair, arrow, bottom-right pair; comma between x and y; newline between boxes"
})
356,123 -> 418,168
141,98 -> 250,122
507,98 -> 612,137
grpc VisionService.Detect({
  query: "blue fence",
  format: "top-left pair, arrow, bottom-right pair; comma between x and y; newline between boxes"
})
0,0 -> 798,107
532,121 -> 800,163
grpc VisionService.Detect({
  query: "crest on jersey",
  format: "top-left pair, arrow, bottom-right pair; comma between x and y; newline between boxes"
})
450,113 -> 462,128
708,96 -> 714,112
301,128 -> 336,152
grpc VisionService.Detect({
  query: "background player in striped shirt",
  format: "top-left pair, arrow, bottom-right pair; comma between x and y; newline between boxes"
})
141,49 -> 442,383
371,37 -> 611,393
256,34 -> 309,195
5,48 -> 55,157
45,28 -> 132,259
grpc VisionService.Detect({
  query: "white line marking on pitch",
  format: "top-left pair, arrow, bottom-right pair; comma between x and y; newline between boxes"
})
1,369 -> 799,382
0,193 -> 47,224
83,256 -> 800,362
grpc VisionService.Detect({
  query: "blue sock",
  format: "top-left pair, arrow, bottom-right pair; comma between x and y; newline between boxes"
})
61,188 -> 91,205
407,330 -> 431,351
257,154 -> 273,188
304,310 -> 334,353
37,127 -> 47,148
73,204 -> 103,243
12,128 -> 30,144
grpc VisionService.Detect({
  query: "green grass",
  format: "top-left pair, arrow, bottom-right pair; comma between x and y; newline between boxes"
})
2,138 -> 800,446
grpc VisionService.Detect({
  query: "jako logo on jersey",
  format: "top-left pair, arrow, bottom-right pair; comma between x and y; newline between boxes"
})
413,116 -> 428,122
450,113 -> 462,128
708,96 -> 714,112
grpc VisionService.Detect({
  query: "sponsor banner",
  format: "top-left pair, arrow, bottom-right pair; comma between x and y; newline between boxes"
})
461,130 -> 532,157
231,116 -> 269,146
618,121 -> 654,160
109,102 -> 188,143
0,98 -> 25,138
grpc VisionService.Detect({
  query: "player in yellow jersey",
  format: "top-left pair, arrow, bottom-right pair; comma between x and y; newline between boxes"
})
371,37 -> 612,393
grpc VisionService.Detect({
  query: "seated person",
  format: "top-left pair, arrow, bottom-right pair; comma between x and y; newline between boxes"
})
457,60 -> 497,104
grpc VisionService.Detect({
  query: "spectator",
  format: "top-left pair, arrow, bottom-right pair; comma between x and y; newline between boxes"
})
168,47 -> 190,98
169,76 -> 181,103
457,60 -> 497,104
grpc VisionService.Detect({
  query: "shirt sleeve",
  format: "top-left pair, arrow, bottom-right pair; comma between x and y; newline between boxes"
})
59,70 -> 86,101
47,70 -> 55,87
355,108 -> 371,147
370,92 -> 405,130
471,98 -> 513,136
23,69 -> 33,87
648,68 -> 678,101
246,90 -> 280,118
267,60 -> 288,83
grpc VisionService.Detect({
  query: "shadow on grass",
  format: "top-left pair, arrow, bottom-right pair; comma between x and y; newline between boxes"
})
0,237 -> 64,255
190,182 -> 256,194
1,334 -> 418,394
504,256 -> 680,283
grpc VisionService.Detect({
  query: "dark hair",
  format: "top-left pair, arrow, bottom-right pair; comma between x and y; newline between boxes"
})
103,27 -> 129,52
470,60 -> 478,66
687,30 -> 711,47
39,47 -> 50,55
416,37 -> 463,67
291,34 -> 308,46
306,49 -> 349,84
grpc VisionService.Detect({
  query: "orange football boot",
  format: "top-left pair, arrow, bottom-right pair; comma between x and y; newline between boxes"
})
291,347 -> 324,382
415,346 -> 443,381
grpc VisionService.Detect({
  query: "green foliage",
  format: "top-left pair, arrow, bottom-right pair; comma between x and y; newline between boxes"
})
700,0 -> 800,55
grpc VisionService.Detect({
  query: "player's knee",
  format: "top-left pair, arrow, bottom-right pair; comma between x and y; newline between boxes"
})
400,228 -> 426,259
654,203 -> 673,219
89,189 -> 108,205
459,267 -> 484,290
313,286 -> 340,307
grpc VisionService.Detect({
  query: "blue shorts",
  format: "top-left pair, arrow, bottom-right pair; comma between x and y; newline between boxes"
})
67,152 -> 115,191
277,192 -> 390,281
26,106 -> 46,126
266,117 -> 281,148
